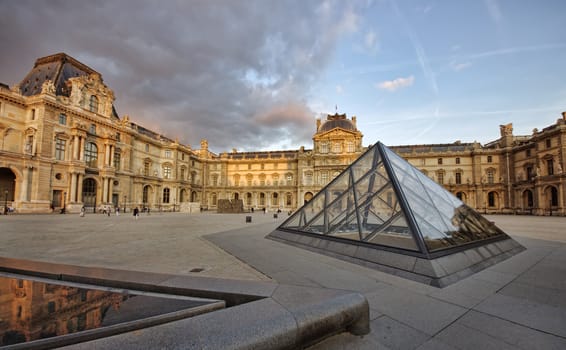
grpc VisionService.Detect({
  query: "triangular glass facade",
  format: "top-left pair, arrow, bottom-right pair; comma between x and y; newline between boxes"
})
279,142 -> 509,257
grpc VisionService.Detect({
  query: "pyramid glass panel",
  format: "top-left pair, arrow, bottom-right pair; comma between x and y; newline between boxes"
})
381,145 -> 508,252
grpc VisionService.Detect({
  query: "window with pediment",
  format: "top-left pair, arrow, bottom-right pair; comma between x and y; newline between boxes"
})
89,95 -> 99,113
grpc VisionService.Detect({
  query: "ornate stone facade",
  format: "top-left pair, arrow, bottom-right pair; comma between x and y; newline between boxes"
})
1,53 -> 565,215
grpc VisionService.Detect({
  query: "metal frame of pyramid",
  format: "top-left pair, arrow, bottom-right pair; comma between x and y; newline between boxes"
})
267,142 -> 525,287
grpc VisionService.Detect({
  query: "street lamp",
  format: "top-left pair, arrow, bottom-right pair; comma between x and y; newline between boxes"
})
3,190 -> 7,215
123,195 -> 127,213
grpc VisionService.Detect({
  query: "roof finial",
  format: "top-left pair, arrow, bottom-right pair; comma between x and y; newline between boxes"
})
335,104 -> 338,114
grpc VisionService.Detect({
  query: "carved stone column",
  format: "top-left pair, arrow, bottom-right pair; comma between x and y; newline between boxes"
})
77,174 -> 84,202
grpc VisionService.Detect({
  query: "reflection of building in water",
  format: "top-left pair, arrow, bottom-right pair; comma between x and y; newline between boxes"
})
0,52 -> 564,215
0,277 -> 123,346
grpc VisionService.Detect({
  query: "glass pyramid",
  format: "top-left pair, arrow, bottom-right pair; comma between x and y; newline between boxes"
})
278,142 -> 510,258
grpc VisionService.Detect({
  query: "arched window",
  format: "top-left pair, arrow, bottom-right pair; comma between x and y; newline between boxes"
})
211,193 -> 217,205
246,192 -> 252,205
259,192 -> 265,206
89,95 -> 99,113
163,188 -> 170,203
286,192 -> 292,206
456,191 -> 466,202
84,142 -> 98,168
272,192 -> 278,206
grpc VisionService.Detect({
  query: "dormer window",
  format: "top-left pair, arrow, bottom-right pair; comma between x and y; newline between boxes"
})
89,95 -> 99,113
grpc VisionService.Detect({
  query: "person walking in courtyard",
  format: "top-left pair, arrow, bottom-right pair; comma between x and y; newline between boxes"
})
80,206 -> 85,217
133,206 -> 139,219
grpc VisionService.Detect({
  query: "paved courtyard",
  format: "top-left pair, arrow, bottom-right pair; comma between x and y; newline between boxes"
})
0,211 -> 278,281
2,212 -> 566,349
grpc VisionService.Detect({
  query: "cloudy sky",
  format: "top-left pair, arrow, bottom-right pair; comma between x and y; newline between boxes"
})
1,0 -> 565,153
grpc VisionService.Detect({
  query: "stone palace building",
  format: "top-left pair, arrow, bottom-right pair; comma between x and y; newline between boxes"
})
1,53 -> 565,215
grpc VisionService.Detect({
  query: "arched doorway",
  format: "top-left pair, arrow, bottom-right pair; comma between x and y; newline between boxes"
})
304,192 -> 313,204
246,192 -> 252,206
545,186 -> 559,208
233,192 -> 239,201
180,189 -> 187,202
82,178 -> 97,211
487,191 -> 499,209
522,189 -> 534,209
142,185 -> 152,207
0,168 -> 16,212
191,191 -> 198,202
456,191 -> 466,203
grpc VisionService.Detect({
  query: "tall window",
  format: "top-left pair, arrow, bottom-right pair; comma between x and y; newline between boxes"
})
437,158 -> 443,165
546,139 -> 552,148
259,192 -> 265,206
211,174 -> 218,186
163,165 -> 171,179
321,171 -> 328,184
59,113 -> 67,125
455,172 -> 462,185
437,171 -> 444,185
84,142 -> 98,168
163,188 -> 170,203
320,142 -> 328,153
286,173 -> 293,185
305,172 -> 313,185
246,193 -> 252,205
455,157 -> 460,165
487,155 -> 493,163
164,150 -> 171,158
487,169 -> 494,184
144,162 -> 150,176
526,166 -> 533,179
113,150 -> 121,169
272,192 -> 278,206
25,135 -> 33,154
547,158 -> 554,176
180,167 -> 186,180
286,192 -> 292,206
55,138 -> 66,160
333,142 -> 341,153
233,174 -> 240,186
89,95 -> 99,113
347,141 -> 354,153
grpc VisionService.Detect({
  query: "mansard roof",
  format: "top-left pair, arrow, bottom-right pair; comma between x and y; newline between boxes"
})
19,53 -> 99,97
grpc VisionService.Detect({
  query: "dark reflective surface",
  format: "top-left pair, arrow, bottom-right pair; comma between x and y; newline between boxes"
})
0,276 -> 214,347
